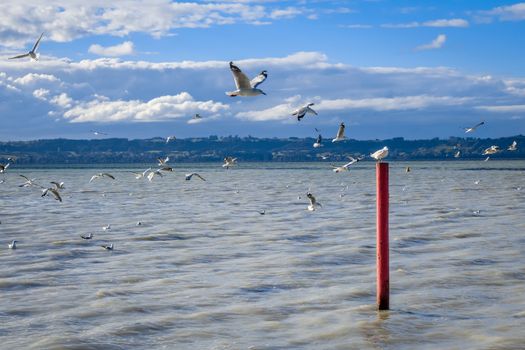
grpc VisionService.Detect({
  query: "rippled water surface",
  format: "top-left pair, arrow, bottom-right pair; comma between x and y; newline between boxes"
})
1,161 -> 524,349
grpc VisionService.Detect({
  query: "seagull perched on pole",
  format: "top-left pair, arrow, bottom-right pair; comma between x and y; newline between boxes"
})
332,123 -> 346,142
292,103 -> 317,121
89,173 -> 115,183
9,32 -> 44,61
371,146 -> 389,162
185,173 -> 206,181
226,62 -> 267,97
464,121 -> 485,133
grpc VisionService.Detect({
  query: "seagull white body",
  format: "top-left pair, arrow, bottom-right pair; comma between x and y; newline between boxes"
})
332,156 -> 362,173
101,244 -> 113,250
166,136 -> 176,143
292,103 -> 317,121
147,169 -> 164,181
332,123 -> 346,142
102,225 -> 111,231
9,32 -> 44,61
223,157 -> 237,169
482,145 -> 500,155
8,240 -> 17,249
508,141 -> 517,151
313,134 -> 322,148
371,146 -> 389,162
306,192 -> 321,211
89,173 -> 115,183
19,174 -> 38,188
226,62 -> 267,97
185,172 -> 206,181
41,187 -> 62,202
454,150 -> 461,158
464,121 -> 485,133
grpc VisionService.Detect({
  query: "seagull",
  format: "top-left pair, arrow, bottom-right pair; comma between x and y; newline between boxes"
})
89,173 -> 115,183
193,113 -> 202,120
50,181 -> 65,190
464,121 -> 485,133
332,156 -> 362,173
136,221 -> 143,226
223,157 -> 237,169
185,172 -> 206,181
41,187 -> 62,202
508,140 -> 517,151
147,169 -> 164,181
371,146 -> 389,162
8,240 -> 17,249
405,167 -> 411,173
484,156 -> 490,162
332,123 -> 346,142
80,233 -> 93,240
292,103 -> 317,121
226,62 -> 267,97
166,136 -> 176,143
258,210 -> 266,215
101,244 -> 114,250
157,156 -> 169,166
454,150 -> 461,158
0,163 -> 10,173
482,145 -> 500,155
131,168 -> 151,179
91,130 -> 108,136
306,192 -> 321,211
9,32 -> 44,61
102,225 -> 111,231
313,134 -> 323,148
159,166 -> 173,172
18,174 -> 38,188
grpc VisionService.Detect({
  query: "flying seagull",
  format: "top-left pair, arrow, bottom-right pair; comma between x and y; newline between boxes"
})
454,150 -> 461,158
131,168 -> 151,179
226,62 -> 267,97
332,156 -> 363,173
80,233 -> 93,240
507,140 -> 517,151
166,136 -> 176,143
41,187 -> 62,202
18,174 -> 38,188
9,32 -> 44,60
306,192 -> 321,211
371,146 -> 389,162
464,121 -> 485,133
482,145 -> 500,155
292,103 -> 317,121
332,123 -> 346,142
89,173 -> 115,183
185,172 -> 206,181
101,243 -> 114,250
102,224 -> 111,231
50,181 -> 65,190
157,156 -> 169,166
193,113 -> 202,120
8,240 -> 17,249
0,163 -> 10,173
223,157 -> 237,169
147,169 -> 164,182
313,133 -> 323,148
91,130 -> 108,136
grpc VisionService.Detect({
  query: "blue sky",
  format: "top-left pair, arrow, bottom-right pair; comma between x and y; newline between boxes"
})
0,0 -> 524,140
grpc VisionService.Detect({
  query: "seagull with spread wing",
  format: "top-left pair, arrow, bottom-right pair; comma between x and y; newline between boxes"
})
226,62 -> 267,97
89,173 -> 115,183
185,172 -> 206,181
292,103 -> 317,121
41,187 -> 62,202
9,32 -> 44,61
508,140 -> 517,151
464,121 -> 485,133
332,123 -> 346,142
223,157 -> 237,169
332,156 -> 363,173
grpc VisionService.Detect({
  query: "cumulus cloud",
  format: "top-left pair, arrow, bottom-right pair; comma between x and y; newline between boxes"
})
0,1 -> 306,48
416,34 -> 447,50
14,73 -> 60,85
62,92 -> 229,123
478,3 -> 525,22
88,41 -> 135,57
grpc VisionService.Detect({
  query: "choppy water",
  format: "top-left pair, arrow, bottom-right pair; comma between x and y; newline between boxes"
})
1,161 -> 524,350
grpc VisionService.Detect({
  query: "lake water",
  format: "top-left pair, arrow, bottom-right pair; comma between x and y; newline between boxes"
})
1,161 -> 524,349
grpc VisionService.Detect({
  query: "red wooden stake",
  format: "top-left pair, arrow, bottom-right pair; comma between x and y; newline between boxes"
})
376,162 -> 389,310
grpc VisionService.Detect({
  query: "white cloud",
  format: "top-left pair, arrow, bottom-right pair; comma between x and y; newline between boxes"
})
88,41 -> 135,57
50,93 -> 73,108
382,18 -> 468,28
340,24 -> 373,29
33,88 -> 50,100
62,92 -> 229,123
416,34 -> 446,51
477,105 -> 525,112
14,73 -> 60,85
479,3 -> 525,21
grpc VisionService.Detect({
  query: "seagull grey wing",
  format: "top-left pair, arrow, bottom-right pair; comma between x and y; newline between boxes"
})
307,106 -> 318,115
51,189 -> 62,202
102,173 -> 115,180
19,174 -> 30,181
250,71 -> 267,88
195,173 -> 206,181
9,53 -> 30,60
32,32 -> 44,52
336,124 -> 345,139
230,62 -> 252,90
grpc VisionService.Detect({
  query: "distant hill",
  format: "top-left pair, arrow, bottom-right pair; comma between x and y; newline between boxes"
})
0,135 -> 524,164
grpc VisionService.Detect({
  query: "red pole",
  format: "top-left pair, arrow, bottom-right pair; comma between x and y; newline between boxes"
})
376,162 -> 389,310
